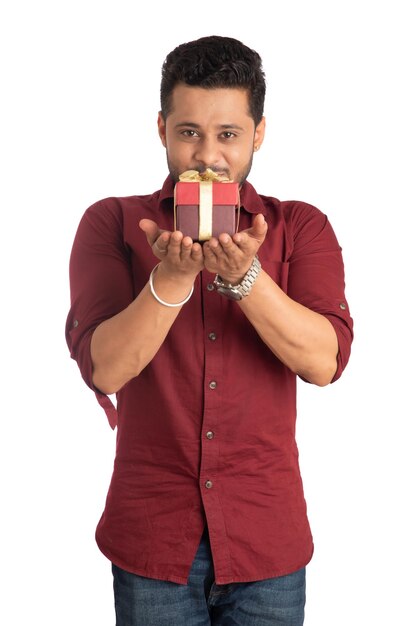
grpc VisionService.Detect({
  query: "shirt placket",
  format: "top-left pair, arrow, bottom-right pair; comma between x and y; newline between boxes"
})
199,269 -> 232,580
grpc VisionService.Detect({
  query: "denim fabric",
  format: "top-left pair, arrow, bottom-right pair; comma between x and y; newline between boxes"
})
112,527 -> 305,625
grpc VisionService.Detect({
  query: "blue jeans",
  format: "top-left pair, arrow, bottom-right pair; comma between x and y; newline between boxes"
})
112,526 -> 306,625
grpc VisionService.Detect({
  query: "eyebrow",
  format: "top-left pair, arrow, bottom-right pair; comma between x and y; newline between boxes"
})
174,122 -> 245,131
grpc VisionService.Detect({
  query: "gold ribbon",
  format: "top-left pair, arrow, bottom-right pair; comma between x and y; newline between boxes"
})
198,181 -> 213,240
179,168 -> 230,183
178,169 -> 230,240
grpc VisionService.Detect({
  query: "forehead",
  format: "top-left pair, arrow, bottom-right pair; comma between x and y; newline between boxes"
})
167,84 -> 253,124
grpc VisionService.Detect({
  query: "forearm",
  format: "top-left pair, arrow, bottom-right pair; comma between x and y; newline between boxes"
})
91,267 -> 195,394
239,270 -> 338,386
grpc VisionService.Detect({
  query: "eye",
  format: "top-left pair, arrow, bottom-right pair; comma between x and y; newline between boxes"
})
220,131 -> 236,140
181,130 -> 199,138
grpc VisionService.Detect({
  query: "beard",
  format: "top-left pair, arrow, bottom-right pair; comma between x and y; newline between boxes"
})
166,153 -> 254,188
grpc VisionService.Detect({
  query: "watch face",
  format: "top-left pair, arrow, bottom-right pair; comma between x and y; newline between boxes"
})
216,286 -> 243,301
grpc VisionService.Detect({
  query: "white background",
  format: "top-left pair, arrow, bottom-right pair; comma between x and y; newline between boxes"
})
1,1 -> 417,624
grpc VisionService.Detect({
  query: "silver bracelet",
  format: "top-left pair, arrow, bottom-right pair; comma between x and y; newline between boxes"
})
149,264 -> 194,308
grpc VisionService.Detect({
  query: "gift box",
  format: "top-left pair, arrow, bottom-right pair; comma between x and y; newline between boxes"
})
174,170 -> 240,241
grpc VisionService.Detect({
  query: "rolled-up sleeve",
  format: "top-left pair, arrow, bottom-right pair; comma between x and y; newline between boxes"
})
286,203 -> 354,382
65,199 -> 134,426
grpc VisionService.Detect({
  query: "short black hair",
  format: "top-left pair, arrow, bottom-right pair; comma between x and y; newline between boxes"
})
160,35 -> 266,125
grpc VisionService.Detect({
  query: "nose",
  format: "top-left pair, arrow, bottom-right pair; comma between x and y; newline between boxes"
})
193,137 -> 221,169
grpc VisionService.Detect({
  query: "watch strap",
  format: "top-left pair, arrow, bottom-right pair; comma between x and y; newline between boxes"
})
214,255 -> 261,299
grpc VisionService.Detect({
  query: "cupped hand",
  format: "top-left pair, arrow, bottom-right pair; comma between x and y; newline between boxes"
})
203,213 -> 267,283
139,219 -> 204,277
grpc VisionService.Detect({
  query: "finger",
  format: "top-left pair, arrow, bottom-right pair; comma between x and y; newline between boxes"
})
165,230 -> 183,258
232,216 -> 267,253
251,213 -> 268,237
190,242 -> 203,261
139,219 -> 159,245
203,241 -> 218,262
206,237 -> 224,260
217,233 -> 242,259
139,219 -> 172,253
232,231 -> 252,252
153,234 -> 169,256
233,214 -> 268,246
180,235 -> 193,260
242,214 -> 267,240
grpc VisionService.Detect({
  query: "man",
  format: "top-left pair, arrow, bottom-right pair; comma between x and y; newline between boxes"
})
66,35 -> 353,626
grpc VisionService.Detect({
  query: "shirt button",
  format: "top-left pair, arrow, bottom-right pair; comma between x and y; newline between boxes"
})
339,302 -> 347,310
209,381 -> 217,390
207,283 -> 215,291
73,320 -> 79,328
205,480 -> 213,489
206,431 -> 214,440
208,332 -> 217,341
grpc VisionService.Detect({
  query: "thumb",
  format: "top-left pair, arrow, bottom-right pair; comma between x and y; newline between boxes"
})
139,219 -> 159,245
252,213 -> 268,236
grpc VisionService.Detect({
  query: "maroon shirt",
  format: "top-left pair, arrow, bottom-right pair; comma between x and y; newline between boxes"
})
66,176 -> 353,585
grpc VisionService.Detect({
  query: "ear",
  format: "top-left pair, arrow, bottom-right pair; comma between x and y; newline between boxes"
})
157,111 -> 167,147
253,116 -> 266,151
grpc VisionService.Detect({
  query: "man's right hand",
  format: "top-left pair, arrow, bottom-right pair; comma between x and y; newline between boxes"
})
91,220 -> 204,395
139,219 -> 204,278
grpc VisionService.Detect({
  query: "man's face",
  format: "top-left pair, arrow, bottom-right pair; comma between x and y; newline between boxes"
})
158,84 -> 265,185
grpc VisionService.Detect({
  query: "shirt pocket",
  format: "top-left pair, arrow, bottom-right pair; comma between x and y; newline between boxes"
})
261,260 -> 290,294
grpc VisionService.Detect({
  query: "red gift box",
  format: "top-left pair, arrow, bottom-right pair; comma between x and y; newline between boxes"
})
174,180 -> 240,241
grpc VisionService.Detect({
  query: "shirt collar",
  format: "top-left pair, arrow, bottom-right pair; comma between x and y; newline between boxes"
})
158,175 -> 267,216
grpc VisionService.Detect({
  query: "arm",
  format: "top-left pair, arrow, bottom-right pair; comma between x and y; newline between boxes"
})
203,214 -> 339,387
90,220 -> 204,395
238,269 -> 338,386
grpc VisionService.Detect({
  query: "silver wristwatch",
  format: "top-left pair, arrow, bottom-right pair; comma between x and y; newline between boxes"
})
213,255 -> 261,301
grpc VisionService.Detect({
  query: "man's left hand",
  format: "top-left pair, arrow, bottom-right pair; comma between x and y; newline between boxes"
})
203,213 -> 267,284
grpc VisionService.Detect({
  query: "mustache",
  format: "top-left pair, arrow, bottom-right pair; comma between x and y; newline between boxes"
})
192,165 -> 230,176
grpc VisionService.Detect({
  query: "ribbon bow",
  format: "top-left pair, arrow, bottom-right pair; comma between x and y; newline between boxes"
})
179,168 -> 230,183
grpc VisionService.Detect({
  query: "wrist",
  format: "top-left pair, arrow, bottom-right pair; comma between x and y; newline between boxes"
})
156,262 -> 198,289
214,255 -> 261,301
221,265 -> 252,286
150,264 -> 196,307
